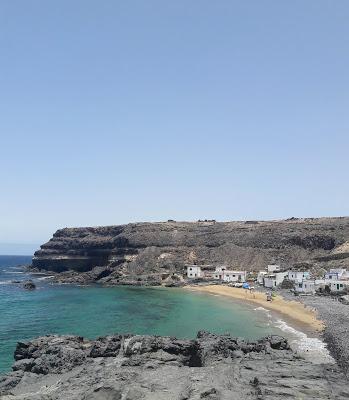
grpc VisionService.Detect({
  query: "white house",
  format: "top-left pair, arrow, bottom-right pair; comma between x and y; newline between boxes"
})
213,267 -> 247,283
267,264 -> 281,273
257,271 -> 267,285
325,269 -> 348,281
295,279 -> 325,294
263,271 -> 288,288
288,271 -> 310,283
187,266 -> 203,278
330,280 -> 349,293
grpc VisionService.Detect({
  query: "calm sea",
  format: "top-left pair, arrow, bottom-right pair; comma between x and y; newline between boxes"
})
0,255 -> 280,373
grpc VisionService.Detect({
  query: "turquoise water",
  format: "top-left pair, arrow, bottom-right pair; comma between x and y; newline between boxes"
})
0,256 -> 279,373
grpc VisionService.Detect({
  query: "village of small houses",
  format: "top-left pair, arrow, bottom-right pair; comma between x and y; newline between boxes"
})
186,263 -> 349,301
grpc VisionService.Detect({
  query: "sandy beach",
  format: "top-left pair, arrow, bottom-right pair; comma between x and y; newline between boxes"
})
187,285 -> 324,332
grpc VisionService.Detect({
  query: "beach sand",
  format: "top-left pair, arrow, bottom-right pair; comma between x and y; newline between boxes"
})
187,285 -> 324,332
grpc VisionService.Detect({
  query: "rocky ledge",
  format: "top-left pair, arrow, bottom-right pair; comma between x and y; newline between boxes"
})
1,331 -> 348,399
31,217 -> 349,285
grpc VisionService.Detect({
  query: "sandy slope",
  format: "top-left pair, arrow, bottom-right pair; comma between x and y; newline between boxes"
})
187,285 -> 324,332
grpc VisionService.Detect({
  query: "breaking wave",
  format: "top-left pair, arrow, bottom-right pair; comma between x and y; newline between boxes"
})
37,276 -> 55,281
274,319 -> 334,364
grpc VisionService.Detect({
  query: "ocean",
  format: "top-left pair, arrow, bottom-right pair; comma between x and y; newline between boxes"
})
0,255 -> 331,373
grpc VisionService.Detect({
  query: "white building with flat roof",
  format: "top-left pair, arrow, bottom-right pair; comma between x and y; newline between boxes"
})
213,267 -> 246,283
257,271 -> 267,285
325,269 -> 349,281
267,265 -> 281,273
263,271 -> 288,288
187,266 -> 203,279
288,271 -> 310,283
330,280 -> 349,293
295,279 -> 325,294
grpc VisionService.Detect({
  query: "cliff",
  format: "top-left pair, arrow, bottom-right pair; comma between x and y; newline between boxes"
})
32,217 -> 349,285
1,331 -> 348,399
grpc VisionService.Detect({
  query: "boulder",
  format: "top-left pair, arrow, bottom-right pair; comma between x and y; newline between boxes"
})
23,280 -> 36,290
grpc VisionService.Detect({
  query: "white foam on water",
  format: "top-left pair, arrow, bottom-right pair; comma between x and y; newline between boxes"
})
0,281 -> 9,284
274,318 -> 334,364
37,276 -> 55,281
4,271 -> 25,274
253,306 -> 270,313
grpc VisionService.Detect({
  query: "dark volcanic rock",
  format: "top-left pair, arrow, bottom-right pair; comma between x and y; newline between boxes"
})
22,280 -> 36,290
1,331 -> 348,399
31,218 -> 349,285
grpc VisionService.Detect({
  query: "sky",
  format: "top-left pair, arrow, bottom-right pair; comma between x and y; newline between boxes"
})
0,1 -> 348,254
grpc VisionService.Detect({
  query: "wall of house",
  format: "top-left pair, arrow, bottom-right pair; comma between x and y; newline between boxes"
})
288,271 -> 310,283
264,277 -> 276,288
223,273 -> 245,283
330,281 -> 348,292
267,265 -> 280,273
275,272 -> 288,285
187,267 -> 202,278
295,281 -> 315,293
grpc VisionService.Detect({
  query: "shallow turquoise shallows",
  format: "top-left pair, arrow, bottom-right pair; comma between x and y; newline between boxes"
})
0,256 -> 278,373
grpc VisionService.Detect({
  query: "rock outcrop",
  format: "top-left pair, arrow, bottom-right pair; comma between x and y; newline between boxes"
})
32,217 -> 349,285
1,331 -> 348,399
22,280 -> 36,290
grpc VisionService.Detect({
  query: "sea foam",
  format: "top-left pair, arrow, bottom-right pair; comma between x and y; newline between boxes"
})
37,276 -> 55,281
274,319 -> 334,364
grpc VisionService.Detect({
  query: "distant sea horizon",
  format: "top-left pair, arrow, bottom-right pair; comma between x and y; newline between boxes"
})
0,243 -> 38,256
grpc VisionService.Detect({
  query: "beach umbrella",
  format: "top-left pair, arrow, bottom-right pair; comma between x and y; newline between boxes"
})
242,282 -> 250,289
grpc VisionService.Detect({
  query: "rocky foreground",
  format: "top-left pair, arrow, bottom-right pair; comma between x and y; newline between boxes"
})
1,332 -> 348,399
31,217 -> 349,285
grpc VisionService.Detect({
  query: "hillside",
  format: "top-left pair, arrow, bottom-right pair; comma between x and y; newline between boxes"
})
31,217 -> 349,285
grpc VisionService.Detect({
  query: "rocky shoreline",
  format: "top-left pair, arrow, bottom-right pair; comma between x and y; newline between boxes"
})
9,217 -> 349,397
288,294 -> 349,376
24,267 -> 349,379
1,331 -> 348,399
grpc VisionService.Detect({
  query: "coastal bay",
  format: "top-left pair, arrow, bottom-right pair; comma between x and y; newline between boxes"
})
1,256 -> 347,398
188,285 -> 324,332
0,257 -> 282,374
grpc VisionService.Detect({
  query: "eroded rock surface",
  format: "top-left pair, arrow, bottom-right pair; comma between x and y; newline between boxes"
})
31,218 -> 349,285
1,331 -> 348,399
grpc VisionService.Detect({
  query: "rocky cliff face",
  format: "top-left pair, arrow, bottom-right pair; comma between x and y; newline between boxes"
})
1,331 -> 348,399
32,217 -> 349,284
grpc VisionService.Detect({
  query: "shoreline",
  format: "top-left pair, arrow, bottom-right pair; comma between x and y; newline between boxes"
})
23,267 -> 325,335
186,285 -> 325,333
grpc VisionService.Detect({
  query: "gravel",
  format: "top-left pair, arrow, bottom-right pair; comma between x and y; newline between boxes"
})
278,290 -> 349,376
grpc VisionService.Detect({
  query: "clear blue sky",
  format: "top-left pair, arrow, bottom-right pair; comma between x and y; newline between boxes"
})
0,1 -> 348,254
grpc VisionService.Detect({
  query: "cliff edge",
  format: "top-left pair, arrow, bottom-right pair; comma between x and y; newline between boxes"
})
32,217 -> 349,285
